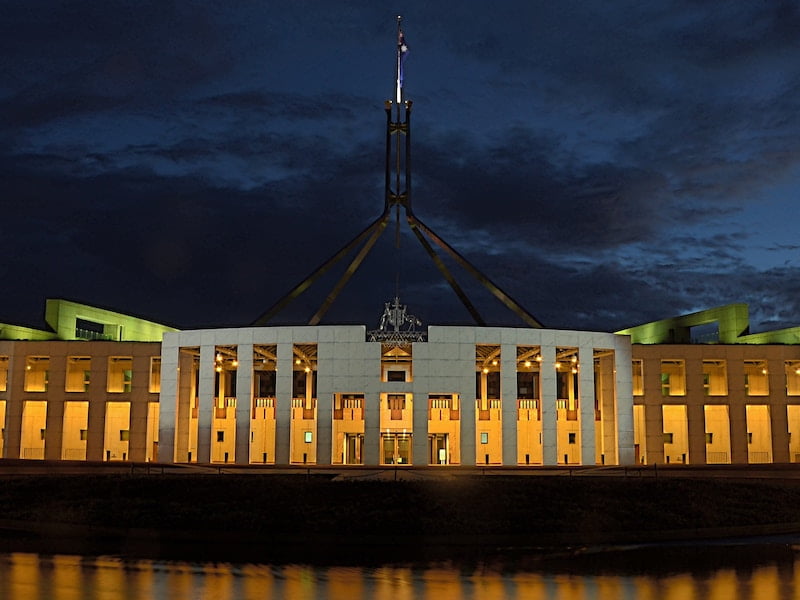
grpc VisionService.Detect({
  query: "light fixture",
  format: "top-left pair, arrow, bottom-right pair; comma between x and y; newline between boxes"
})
216,353 -> 223,362
231,359 -> 239,367
535,355 -> 542,362
571,367 -> 578,374
482,367 -> 489,374
295,358 -> 302,365
215,365 -> 222,373
555,362 -> 561,369
304,366 -> 311,373
524,360 -> 531,368
571,356 -> 577,363
491,359 -> 498,366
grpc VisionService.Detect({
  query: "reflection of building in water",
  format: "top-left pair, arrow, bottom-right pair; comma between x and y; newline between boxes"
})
0,551 -> 793,599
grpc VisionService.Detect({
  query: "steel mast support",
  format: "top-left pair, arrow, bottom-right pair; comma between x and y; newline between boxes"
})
253,17 -> 542,329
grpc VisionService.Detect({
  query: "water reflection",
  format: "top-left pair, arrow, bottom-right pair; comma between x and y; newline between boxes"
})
1,549 -> 800,599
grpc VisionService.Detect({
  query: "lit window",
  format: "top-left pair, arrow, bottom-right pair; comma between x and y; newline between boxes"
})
66,356 -> 91,392
660,360 -> 685,396
304,431 -> 313,443
107,357 -> 133,393
632,360 -> 643,396
0,356 -> 8,392
480,432 -> 488,444
149,357 -> 161,393
702,360 -> 727,396
24,356 -> 50,392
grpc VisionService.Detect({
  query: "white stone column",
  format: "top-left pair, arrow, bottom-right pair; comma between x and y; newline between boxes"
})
316,350 -> 331,465
578,344 -> 596,465
540,344 -> 557,465
501,343 -> 517,466
197,344 -> 215,463
275,342 -> 293,464
235,343 -> 253,465
158,336 -> 179,463
364,390 -> 380,465
615,339 -> 635,464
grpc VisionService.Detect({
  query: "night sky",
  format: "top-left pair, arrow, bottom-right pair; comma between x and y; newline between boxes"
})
3,2 -> 800,333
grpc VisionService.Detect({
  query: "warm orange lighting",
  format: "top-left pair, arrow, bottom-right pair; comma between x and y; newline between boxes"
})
571,356 -> 577,363
535,355 -> 542,362
571,367 -> 578,374
216,353 -> 223,362
304,366 -> 311,373
524,360 -> 531,368
231,359 -> 238,367
491,359 -> 498,366
555,362 -> 561,369
482,367 -> 489,374
215,366 -> 222,373
295,358 -> 301,365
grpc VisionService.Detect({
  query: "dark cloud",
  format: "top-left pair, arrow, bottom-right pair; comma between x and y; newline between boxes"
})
2,1 -> 799,336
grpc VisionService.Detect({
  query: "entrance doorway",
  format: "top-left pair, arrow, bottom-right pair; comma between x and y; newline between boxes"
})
381,432 -> 412,464
428,433 -> 449,464
343,433 -> 364,464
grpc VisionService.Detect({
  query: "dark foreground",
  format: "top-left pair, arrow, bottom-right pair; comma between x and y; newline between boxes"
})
2,469 -> 800,563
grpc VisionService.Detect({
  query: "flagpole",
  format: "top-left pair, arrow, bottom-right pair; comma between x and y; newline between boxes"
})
395,15 -> 403,111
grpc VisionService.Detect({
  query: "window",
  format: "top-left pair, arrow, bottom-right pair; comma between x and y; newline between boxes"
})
786,361 -> 800,396
388,395 -> 406,411
66,356 -> 91,392
568,433 -> 577,444
632,360 -> 643,396
517,371 -> 539,400
40,428 -> 46,441
480,432 -> 488,444
381,343 -> 412,382
702,360 -> 727,396
748,432 -> 754,444
0,356 -> 8,392
24,356 -> 50,392
663,432 -> 674,444
216,431 -> 224,442
107,357 -> 133,393
149,357 -> 161,393
119,430 -> 130,442
661,360 -> 685,396
744,361 -> 769,396
304,431 -> 313,443
80,429 -> 88,441
705,433 -> 713,444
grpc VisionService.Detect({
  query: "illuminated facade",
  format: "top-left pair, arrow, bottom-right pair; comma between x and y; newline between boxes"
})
620,304 -> 800,465
0,300 -> 175,461
158,324 -> 632,466
4,300 -> 800,467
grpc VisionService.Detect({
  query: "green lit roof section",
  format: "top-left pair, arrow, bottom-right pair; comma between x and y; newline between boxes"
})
44,299 -> 178,342
0,323 -> 57,341
617,303 -> 800,345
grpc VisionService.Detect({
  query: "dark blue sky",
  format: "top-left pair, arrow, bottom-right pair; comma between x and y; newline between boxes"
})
3,2 -> 800,333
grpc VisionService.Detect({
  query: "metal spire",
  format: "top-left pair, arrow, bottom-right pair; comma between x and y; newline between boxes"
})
252,19 -> 543,329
